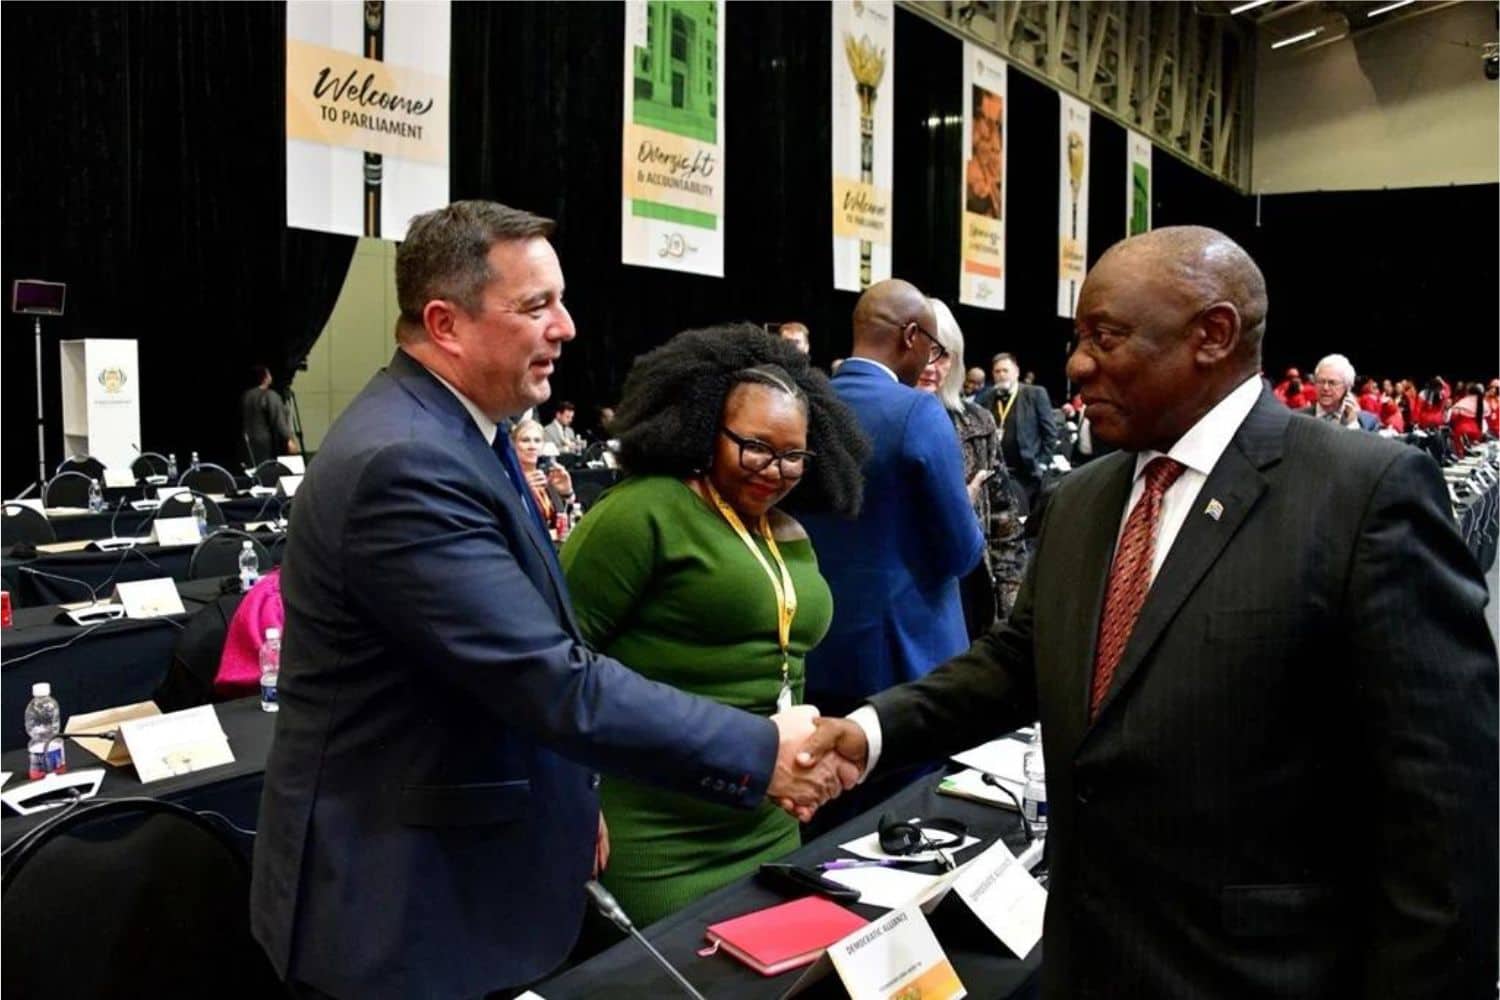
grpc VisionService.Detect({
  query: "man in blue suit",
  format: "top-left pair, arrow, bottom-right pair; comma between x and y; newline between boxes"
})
250,201 -> 843,1000
799,279 -> 985,717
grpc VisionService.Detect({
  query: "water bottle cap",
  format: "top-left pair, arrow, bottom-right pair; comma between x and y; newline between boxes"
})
265,627 -> 281,640
32,682 -> 50,697
242,540 -> 253,549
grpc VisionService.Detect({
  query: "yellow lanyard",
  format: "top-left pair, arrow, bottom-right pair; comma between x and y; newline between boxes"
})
995,389 -> 1018,428
703,479 -> 798,706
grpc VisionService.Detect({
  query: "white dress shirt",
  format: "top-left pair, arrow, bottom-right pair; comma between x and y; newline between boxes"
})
848,374 -> 1264,777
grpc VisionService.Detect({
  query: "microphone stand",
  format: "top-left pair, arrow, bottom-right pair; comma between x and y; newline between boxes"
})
585,880 -> 706,1000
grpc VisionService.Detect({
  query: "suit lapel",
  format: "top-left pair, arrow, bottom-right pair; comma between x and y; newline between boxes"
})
1090,391 -> 1286,723
386,350 -> 581,639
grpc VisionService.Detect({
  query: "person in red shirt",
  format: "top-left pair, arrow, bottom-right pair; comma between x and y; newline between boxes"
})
1485,380 -> 1500,438
1273,367 -> 1302,406
1412,377 -> 1449,431
1380,398 -> 1406,433
1448,382 -> 1489,457
1356,377 -> 1382,416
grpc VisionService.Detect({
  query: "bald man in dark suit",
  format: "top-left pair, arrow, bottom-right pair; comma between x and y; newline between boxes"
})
799,227 -> 1498,999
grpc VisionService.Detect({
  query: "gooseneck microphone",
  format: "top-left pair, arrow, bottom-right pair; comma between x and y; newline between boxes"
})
584,880 -> 706,1000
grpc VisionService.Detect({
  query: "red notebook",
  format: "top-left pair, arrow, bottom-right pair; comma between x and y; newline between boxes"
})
704,896 -> 868,976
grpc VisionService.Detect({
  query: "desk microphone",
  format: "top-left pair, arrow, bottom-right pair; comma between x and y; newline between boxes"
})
584,880 -> 706,1000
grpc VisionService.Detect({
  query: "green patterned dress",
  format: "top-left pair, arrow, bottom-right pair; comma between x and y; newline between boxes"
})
560,475 -> 833,926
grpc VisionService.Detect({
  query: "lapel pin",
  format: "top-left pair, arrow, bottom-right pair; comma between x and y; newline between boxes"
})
1204,498 -> 1224,521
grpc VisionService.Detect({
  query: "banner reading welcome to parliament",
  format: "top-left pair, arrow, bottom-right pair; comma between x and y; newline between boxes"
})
959,43 -> 1007,311
286,0 -> 450,240
1057,94 -> 1090,318
621,0 -> 726,277
832,0 -> 893,293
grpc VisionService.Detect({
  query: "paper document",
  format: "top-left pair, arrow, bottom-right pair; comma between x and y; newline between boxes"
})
822,866 -> 940,910
841,819 -> 979,864
951,735 -> 1031,779
938,767 -> 1024,810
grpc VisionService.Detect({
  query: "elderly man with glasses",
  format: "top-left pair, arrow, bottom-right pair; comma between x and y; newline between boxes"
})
1302,353 -> 1379,431
795,279 -> 985,832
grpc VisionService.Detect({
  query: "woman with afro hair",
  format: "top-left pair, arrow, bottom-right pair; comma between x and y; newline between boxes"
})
560,322 -> 868,926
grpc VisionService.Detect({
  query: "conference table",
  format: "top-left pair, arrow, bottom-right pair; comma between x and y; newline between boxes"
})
2,525 -> 284,608
0,577 -> 232,751
0,695 -> 273,850
41,495 -> 287,543
539,771 -> 1043,999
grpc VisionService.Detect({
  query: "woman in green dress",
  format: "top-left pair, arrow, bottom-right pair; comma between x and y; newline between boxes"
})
560,324 -> 868,926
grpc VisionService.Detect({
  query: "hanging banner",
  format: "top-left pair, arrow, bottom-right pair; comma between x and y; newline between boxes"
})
286,1 -> 450,240
832,0 -> 894,292
1057,94 -> 1090,317
959,44 -> 1007,311
1127,130 -> 1152,236
621,0 -> 726,277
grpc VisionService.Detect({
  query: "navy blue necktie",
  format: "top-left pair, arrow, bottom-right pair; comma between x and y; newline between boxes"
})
491,430 -> 549,532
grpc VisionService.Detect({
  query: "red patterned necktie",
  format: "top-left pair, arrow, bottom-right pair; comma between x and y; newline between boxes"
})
1090,456 -> 1187,720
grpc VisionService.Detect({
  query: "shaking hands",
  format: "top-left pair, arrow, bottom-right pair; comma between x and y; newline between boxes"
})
766,708 -> 871,822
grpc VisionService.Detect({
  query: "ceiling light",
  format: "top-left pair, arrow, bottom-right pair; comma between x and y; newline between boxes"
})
1230,0 -> 1277,13
1271,27 -> 1322,48
1367,0 -> 1416,16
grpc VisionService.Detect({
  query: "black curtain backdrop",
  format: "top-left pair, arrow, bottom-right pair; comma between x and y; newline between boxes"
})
4,2 -> 1493,495
1,2 -> 353,496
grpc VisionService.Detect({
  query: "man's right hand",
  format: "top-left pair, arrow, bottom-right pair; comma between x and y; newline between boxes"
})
767,707 -> 848,820
796,716 -> 870,777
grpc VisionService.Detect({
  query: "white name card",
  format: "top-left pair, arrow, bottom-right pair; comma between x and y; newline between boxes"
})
118,705 -> 234,784
156,486 -> 190,503
278,455 -> 305,474
153,517 -> 201,547
113,578 -> 186,619
277,474 -> 304,497
949,838 -> 1048,958
828,905 -> 966,1000
102,468 -> 136,489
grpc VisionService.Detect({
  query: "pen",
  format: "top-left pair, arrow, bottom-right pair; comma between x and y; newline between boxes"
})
817,859 -> 915,871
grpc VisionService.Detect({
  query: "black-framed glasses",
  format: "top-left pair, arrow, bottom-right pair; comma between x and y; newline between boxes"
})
906,321 -> 947,364
720,427 -> 815,478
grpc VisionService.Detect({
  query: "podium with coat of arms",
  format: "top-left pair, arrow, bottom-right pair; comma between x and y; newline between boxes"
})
59,338 -> 140,472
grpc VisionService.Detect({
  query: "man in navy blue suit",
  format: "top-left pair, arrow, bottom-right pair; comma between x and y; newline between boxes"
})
250,201 -> 844,1000
798,280 -> 985,723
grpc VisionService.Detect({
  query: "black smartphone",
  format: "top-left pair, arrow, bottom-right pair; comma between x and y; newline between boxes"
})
537,455 -> 556,472
756,863 -> 862,903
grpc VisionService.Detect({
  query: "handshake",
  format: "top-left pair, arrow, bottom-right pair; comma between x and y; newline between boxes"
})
766,706 -> 871,822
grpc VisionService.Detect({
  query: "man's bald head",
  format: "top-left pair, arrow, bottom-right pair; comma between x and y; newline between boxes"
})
850,279 -> 937,385
1068,226 -> 1270,452
1093,226 -> 1268,362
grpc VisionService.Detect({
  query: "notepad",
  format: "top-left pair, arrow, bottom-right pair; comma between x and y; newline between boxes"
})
704,896 -> 868,976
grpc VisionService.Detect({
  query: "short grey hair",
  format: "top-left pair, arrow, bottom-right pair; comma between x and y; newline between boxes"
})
929,299 -> 967,414
1314,353 -> 1356,388
395,200 -> 555,340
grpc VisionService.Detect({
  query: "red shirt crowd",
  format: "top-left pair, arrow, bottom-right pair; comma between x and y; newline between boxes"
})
1271,368 -> 1499,457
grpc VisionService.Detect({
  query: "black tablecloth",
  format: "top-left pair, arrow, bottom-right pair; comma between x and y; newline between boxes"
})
0,696 -> 275,848
539,770 -> 1043,999
3,527 -> 284,608
0,578 -> 230,751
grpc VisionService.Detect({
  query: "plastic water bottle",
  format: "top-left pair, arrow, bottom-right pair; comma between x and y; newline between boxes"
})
191,494 -> 208,539
238,540 -> 260,592
88,478 -> 105,513
567,498 -> 585,533
189,450 -> 200,469
1022,728 -> 1048,840
166,453 -> 179,481
23,683 -> 66,780
259,627 -> 281,712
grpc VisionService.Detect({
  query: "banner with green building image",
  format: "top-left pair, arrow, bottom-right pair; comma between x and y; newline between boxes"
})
621,0 -> 725,276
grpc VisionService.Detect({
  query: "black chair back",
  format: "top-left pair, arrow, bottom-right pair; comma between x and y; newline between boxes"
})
1,798 -> 284,998
54,455 -> 106,481
157,491 -> 226,527
42,470 -> 94,508
154,591 -> 247,711
188,529 -> 271,580
251,460 -> 294,487
0,504 -> 55,546
131,452 -> 171,481
180,463 -> 237,495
